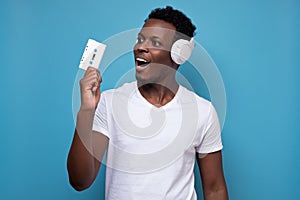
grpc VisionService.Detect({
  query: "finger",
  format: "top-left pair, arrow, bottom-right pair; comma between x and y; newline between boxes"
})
96,71 -> 100,81
81,76 -> 101,92
84,71 -> 98,80
92,80 -> 100,92
81,69 -> 101,91
83,71 -> 100,82
92,85 -> 99,92
98,73 -> 102,83
85,66 -> 99,77
95,87 -> 100,101
82,74 -> 100,85
94,70 -> 102,83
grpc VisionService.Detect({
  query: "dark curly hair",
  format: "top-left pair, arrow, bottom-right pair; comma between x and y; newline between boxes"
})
145,6 -> 196,39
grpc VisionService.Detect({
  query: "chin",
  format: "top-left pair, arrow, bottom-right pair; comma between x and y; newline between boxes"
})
135,74 -> 147,84
136,74 -> 155,86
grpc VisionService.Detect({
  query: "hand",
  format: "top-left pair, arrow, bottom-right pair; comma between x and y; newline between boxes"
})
79,67 -> 102,111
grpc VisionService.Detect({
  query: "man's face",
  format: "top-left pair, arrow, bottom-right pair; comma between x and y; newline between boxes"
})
133,19 -> 177,84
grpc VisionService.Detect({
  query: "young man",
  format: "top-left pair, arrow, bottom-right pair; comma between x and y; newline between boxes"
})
67,6 -> 228,200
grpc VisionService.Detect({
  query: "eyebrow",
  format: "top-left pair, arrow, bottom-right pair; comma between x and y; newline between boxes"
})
151,36 -> 161,40
138,33 -> 162,40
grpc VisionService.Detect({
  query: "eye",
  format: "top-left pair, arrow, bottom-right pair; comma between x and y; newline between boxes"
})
136,36 -> 144,44
152,40 -> 161,47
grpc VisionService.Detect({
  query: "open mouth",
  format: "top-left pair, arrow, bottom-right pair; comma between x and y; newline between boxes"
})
136,57 -> 150,67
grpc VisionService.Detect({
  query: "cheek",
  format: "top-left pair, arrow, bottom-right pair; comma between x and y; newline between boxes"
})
151,49 -> 172,65
133,44 -> 138,52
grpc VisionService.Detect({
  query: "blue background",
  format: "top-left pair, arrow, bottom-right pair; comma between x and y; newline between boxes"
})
1,0 -> 299,199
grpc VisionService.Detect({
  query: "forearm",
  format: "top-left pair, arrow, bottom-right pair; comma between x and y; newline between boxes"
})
197,151 -> 229,200
67,109 -> 98,190
204,186 -> 228,200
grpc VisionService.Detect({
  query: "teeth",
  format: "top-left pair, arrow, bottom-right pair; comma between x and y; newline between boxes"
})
136,58 -> 148,62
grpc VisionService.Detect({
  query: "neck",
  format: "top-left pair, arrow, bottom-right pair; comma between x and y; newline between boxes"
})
137,78 -> 179,107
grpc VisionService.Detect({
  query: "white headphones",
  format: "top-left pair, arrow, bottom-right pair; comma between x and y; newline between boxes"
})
171,37 -> 194,65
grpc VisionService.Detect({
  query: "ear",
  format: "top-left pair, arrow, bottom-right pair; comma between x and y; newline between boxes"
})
170,38 -> 194,65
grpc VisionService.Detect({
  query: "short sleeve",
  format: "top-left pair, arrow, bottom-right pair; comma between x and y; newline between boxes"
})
196,103 -> 223,154
92,93 -> 110,138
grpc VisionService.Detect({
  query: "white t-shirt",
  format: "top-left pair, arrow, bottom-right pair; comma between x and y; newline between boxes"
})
93,81 -> 223,200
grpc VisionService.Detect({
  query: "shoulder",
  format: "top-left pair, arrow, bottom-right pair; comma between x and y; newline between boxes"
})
101,81 -> 137,97
178,85 -> 212,112
102,81 -> 136,93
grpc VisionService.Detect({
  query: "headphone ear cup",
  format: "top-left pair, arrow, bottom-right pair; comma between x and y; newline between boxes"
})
171,39 -> 193,65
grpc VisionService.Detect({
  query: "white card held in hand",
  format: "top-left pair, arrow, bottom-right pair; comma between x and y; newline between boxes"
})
79,39 -> 106,70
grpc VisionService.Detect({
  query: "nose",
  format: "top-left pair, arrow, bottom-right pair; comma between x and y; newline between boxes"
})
134,40 -> 149,53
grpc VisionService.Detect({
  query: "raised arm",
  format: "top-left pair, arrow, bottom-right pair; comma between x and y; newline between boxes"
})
197,151 -> 228,200
67,67 -> 109,191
